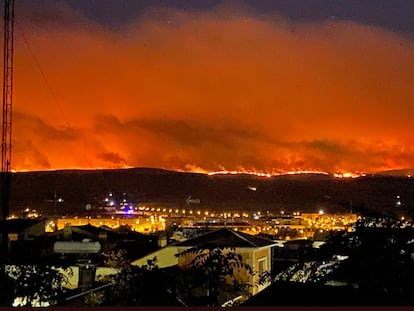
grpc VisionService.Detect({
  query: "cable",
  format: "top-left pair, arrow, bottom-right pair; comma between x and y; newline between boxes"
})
15,19 -> 92,168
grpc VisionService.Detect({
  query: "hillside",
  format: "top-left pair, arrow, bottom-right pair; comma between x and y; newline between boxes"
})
8,168 -> 414,217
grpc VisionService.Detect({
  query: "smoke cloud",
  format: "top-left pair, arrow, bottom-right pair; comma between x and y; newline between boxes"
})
8,2 -> 414,173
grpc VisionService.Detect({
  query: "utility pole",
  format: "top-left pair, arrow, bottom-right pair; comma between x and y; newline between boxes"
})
1,0 -> 14,256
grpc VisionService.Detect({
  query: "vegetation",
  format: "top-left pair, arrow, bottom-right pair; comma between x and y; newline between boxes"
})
264,217 -> 414,305
323,225 -> 414,298
84,250 -> 180,306
176,244 -> 255,306
5,264 -> 71,306
0,267 -> 14,306
85,246 -> 256,307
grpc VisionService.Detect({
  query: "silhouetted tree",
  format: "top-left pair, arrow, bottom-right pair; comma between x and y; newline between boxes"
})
86,249 -> 181,306
6,264 -> 71,306
176,244 -> 254,306
0,268 -> 14,306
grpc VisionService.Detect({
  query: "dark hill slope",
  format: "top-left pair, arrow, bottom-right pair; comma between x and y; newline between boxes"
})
8,168 -> 414,217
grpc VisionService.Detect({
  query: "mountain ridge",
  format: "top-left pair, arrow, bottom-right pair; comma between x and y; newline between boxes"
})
8,167 -> 414,218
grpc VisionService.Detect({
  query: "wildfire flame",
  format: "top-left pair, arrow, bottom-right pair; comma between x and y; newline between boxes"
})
206,169 -> 366,179
11,165 -> 366,179
208,170 -> 273,177
333,171 -> 366,178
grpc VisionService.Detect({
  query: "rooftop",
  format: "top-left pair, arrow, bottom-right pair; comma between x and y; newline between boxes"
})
175,227 -> 276,248
0,218 -> 45,233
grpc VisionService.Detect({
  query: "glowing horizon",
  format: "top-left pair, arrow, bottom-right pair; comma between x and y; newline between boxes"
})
10,165 -> 380,179
7,3 -> 414,174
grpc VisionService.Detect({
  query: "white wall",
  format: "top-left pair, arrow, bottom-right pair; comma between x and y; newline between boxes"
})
131,246 -> 179,268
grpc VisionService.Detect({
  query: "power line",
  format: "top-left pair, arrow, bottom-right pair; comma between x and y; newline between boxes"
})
15,20 -> 92,168
18,23 -> 72,130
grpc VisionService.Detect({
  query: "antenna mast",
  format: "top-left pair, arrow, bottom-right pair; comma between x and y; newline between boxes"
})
1,0 -> 14,249
2,0 -> 13,174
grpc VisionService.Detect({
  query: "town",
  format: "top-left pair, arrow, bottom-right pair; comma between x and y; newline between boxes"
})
2,191 -> 413,307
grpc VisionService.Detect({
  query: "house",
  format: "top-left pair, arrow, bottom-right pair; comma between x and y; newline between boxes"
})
5,222 -> 161,292
0,218 -> 56,262
0,218 -> 48,241
132,227 -> 278,302
175,228 -> 277,295
49,224 -> 160,259
273,239 -> 314,261
49,224 -> 161,288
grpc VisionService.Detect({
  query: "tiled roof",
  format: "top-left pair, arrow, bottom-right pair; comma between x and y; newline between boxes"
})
175,227 -> 276,248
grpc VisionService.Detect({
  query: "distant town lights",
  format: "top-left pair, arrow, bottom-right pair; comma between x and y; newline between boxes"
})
396,195 -> 402,207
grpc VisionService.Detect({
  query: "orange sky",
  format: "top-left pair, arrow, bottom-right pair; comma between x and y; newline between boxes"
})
7,2 -> 414,174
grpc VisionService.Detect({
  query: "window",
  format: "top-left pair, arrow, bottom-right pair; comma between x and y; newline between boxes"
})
257,257 -> 267,275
